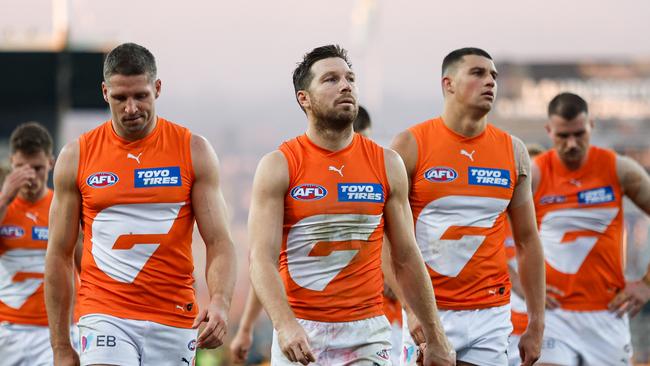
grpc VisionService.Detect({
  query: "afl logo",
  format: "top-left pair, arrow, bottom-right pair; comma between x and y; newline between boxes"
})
424,167 -> 458,183
290,184 -> 327,201
86,172 -> 119,188
0,225 -> 25,239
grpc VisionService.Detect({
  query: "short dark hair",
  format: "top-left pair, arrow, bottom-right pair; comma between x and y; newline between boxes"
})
548,92 -> 589,120
103,42 -> 157,82
353,105 -> 371,132
10,122 -> 53,156
293,45 -> 352,96
442,47 -> 492,76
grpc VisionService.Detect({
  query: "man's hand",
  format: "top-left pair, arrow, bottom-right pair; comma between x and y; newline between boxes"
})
229,327 -> 253,363
1,165 -> 35,203
277,320 -> 315,365
406,309 -> 425,344
419,339 -> 456,366
192,301 -> 229,348
53,345 -> 80,366
518,324 -> 543,366
545,285 -> 564,309
407,310 -> 456,366
609,280 -> 650,318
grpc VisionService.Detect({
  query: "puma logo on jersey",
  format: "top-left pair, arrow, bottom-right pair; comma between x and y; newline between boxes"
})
460,149 -> 475,161
328,165 -> 344,177
25,212 -> 38,223
127,152 -> 142,164
569,179 -> 582,187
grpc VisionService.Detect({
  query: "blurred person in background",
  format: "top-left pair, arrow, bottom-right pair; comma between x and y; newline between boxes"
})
248,45 -> 454,366
45,42 -> 237,366
391,47 -> 545,366
505,143 -> 546,366
0,122 -> 74,365
230,104 -> 407,365
533,92 -> 650,366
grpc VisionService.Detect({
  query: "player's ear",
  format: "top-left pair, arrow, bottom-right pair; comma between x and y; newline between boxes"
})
297,90 -> 310,110
441,76 -> 453,95
154,79 -> 162,99
101,81 -> 109,103
48,155 -> 55,171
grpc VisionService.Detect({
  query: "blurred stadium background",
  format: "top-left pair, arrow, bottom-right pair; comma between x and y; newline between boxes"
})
1,0 -> 649,364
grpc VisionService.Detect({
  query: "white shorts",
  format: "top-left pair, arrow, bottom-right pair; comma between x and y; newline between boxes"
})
0,322 -> 78,366
271,316 -> 392,365
401,304 -> 512,366
507,334 -> 521,366
538,308 -> 633,366
388,319 -> 403,365
78,314 -> 197,366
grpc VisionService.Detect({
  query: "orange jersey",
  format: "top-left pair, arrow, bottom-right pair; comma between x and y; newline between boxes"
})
534,147 -> 624,311
383,294 -> 402,327
504,223 -> 528,335
408,118 -> 515,310
77,118 -> 197,328
0,190 -> 52,325
279,134 -> 388,322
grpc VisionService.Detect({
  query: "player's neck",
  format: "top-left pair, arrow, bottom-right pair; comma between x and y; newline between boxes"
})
112,116 -> 158,142
441,105 -> 488,138
305,123 -> 354,152
18,187 -> 47,204
559,154 -> 588,171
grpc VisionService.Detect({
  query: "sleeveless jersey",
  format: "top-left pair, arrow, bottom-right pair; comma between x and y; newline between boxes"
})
408,118 -> 516,310
279,133 -> 389,322
77,118 -> 197,327
534,147 -> 624,311
0,190 -> 52,325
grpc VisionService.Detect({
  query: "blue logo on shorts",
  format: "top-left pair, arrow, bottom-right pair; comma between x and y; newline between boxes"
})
134,167 -> 182,188
32,226 -> 48,241
188,339 -> 197,351
468,167 -> 510,187
578,186 -> 614,205
337,183 -> 384,202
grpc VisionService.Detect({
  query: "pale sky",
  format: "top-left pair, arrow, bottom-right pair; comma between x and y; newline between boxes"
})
3,0 -> 650,146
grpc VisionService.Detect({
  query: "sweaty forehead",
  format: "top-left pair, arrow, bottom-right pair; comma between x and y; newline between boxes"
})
549,113 -> 589,132
448,55 -> 496,75
310,57 -> 352,77
106,74 -> 154,89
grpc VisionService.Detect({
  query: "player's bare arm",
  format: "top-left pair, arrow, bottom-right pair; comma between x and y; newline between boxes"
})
390,129 -> 418,185
248,151 -> 315,365
44,141 -> 81,366
230,287 -> 264,363
383,148 -> 455,366
190,134 -> 237,349
507,136 -> 545,366
608,155 -> 650,317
